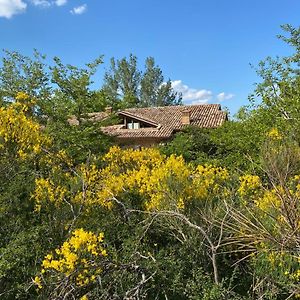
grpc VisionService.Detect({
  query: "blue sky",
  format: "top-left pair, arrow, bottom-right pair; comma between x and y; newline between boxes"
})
0,0 -> 299,115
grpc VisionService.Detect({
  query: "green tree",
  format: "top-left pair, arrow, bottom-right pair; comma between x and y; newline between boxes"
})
103,54 -> 141,108
0,50 -> 108,121
251,25 -> 300,141
140,57 -> 182,106
0,50 -> 51,108
161,126 -> 218,164
49,56 -> 105,121
102,54 -> 181,108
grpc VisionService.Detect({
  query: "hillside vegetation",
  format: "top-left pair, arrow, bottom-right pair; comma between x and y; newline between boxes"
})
0,25 -> 299,299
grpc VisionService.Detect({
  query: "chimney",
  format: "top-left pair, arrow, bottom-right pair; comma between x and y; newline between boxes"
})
181,109 -> 190,125
105,106 -> 113,114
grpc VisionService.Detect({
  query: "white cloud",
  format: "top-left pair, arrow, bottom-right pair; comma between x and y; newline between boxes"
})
216,92 -> 234,102
70,4 -> 87,15
54,0 -> 67,6
0,0 -> 69,18
31,0 -> 51,7
171,80 -> 234,104
171,80 -> 212,104
30,0 -> 68,9
0,0 -> 27,18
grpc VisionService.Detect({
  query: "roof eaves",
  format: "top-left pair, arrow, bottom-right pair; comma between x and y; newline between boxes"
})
117,111 -> 159,127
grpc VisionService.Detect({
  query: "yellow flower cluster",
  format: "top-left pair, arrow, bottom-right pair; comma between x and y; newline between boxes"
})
0,95 -> 50,159
15,91 -> 36,108
39,149 -> 73,169
266,128 -> 282,140
140,154 -> 191,210
33,177 -> 68,211
32,276 -> 43,289
239,174 -> 300,227
266,250 -> 300,284
239,173 -> 298,223
238,175 -> 262,199
254,189 -> 281,211
35,229 -> 107,289
103,146 -> 162,172
192,164 -> 229,199
77,164 -> 116,209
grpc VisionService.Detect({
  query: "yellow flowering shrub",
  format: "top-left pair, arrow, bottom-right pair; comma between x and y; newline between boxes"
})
237,172 -> 300,291
0,92 -> 50,159
238,172 -> 300,229
288,174 -> 300,199
142,160 -> 229,211
99,147 -> 230,211
34,229 -> 107,290
32,146 -> 230,212
30,139 -> 299,297
93,148 -> 230,210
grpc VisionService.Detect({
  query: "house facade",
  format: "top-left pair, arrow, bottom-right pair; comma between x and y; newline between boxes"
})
101,104 -> 227,147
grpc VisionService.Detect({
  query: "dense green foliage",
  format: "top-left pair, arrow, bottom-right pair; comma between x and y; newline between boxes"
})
103,54 -> 182,108
0,25 -> 300,300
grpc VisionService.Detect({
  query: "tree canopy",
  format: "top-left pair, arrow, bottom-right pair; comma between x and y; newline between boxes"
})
103,54 -> 182,108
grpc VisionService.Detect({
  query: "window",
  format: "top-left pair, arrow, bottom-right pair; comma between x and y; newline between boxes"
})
127,120 -> 140,129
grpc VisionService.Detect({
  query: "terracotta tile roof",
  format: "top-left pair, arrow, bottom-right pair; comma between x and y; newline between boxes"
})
102,104 -> 227,139
68,112 -> 110,125
86,112 -> 110,122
